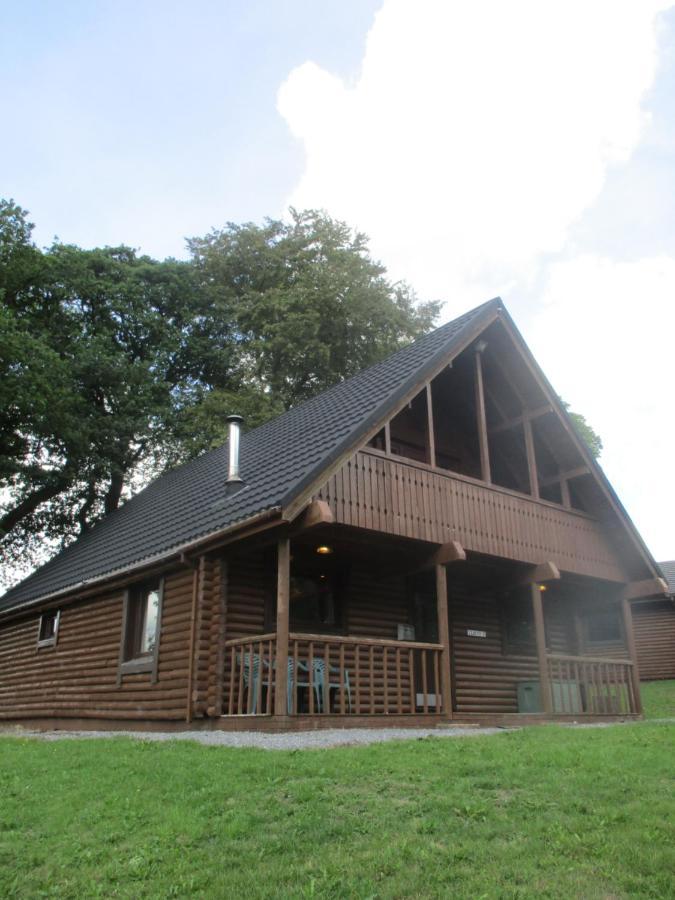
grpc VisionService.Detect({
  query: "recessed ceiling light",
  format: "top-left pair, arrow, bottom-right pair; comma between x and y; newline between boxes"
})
316,545 -> 333,555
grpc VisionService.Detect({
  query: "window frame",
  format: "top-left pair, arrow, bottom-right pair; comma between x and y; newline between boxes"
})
117,578 -> 164,684
265,550 -> 347,634
37,609 -> 60,649
584,606 -> 623,646
501,588 -> 538,657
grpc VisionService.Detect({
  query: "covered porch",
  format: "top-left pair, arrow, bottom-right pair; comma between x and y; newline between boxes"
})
217,522 -> 644,726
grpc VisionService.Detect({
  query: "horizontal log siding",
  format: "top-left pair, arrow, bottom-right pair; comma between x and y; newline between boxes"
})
224,550 -> 411,643
316,451 -> 626,581
448,587 -> 573,714
0,567 -> 194,721
224,551 -> 269,641
633,600 -> 675,681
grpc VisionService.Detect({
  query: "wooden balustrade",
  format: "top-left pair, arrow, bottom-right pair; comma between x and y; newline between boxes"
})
315,450 -> 625,582
546,653 -> 637,716
224,634 -> 277,716
223,632 -> 443,716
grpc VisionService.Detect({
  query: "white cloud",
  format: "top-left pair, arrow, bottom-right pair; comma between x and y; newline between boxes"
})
525,255 -> 674,559
278,0 -> 675,560
278,0 -> 669,304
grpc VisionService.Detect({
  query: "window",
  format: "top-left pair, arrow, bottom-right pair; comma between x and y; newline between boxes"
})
119,579 -> 163,679
502,590 -> 536,655
586,608 -> 622,644
285,551 -> 344,631
37,610 -> 60,648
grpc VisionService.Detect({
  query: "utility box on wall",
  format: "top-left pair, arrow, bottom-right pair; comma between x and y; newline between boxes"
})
517,681 -> 542,713
517,681 -> 583,714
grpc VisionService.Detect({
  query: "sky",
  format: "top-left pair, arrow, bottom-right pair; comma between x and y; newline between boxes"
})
1,0 -> 674,562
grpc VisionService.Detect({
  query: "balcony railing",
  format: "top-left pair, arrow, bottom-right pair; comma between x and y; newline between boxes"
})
223,633 -> 444,717
546,653 -> 638,715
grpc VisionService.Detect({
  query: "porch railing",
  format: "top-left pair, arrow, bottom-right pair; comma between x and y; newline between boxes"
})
546,653 -> 637,716
223,633 -> 444,716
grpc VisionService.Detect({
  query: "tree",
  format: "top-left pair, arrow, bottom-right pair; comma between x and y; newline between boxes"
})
187,208 -> 440,405
0,205 -> 212,573
0,204 -> 440,580
562,402 -> 603,459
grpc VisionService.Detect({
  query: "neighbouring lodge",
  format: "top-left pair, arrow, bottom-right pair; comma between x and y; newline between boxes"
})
632,561 -> 675,681
0,298 -> 669,730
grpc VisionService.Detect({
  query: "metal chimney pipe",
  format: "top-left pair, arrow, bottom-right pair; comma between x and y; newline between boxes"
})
226,415 -> 244,483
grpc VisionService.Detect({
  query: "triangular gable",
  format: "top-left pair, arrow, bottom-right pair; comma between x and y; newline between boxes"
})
291,306 -> 659,584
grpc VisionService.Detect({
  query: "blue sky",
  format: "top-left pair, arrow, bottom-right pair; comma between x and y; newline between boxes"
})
0,0 -> 379,254
2,1 -> 674,560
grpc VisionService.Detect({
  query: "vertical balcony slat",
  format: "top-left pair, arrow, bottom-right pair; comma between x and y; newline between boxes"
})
383,647 -> 389,714
256,640 -> 263,714
396,647 -> 403,714
339,643 -> 346,715
324,640 -> 331,714
266,639 -> 274,714
308,641 -> 314,715
247,642 -> 254,714
421,650 -> 428,714
433,650 -> 440,714
409,648 -> 415,713
355,644 -> 361,714
369,645 -> 375,714
237,646 -> 245,715
227,646 -> 236,716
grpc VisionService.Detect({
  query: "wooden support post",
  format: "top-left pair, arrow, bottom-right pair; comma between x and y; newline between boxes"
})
426,382 -> 436,468
384,421 -> 392,455
530,582 -> 553,715
274,537 -> 291,716
185,559 -> 201,723
560,477 -> 571,509
620,595 -> 644,716
435,564 -> 453,719
474,345 -> 491,484
523,418 -> 539,499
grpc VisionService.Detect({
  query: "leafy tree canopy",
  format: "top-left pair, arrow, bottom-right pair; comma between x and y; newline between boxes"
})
0,203 -> 439,579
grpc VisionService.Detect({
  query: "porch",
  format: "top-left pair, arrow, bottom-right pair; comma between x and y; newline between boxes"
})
217,527 -> 643,726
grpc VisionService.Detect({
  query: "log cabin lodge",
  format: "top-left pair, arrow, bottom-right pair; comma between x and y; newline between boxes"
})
0,298 -> 670,731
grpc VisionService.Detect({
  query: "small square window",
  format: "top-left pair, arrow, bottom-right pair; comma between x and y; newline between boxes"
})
586,608 -> 622,644
37,610 -> 60,647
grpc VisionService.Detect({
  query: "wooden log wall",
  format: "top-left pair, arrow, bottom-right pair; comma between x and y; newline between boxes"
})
448,586 -> 573,714
632,599 -> 675,681
315,451 -> 626,582
0,566 -> 195,721
223,549 -> 411,643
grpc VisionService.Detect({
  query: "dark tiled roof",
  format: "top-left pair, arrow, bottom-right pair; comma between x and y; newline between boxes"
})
0,298 -> 500,614
659,561 -> 675,594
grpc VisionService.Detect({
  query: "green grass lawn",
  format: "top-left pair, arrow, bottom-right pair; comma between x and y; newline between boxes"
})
642,678 -> 675,719
1,719 -> 674,899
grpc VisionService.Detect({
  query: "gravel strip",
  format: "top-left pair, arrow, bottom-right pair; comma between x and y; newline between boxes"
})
0,724 -> 511,750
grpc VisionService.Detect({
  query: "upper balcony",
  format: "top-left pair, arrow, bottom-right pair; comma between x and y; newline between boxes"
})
315,449 -> 626,582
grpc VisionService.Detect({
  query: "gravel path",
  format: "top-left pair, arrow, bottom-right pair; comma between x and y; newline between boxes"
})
0,724 -> 510,750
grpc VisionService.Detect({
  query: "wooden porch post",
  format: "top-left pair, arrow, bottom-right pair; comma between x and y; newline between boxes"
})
474,343 -> 491,484
620,596 -> 644,716
435,564 -> 453,720
274,537 -> 291,717
523,418 -> 539,499
530,582 -> 553,715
